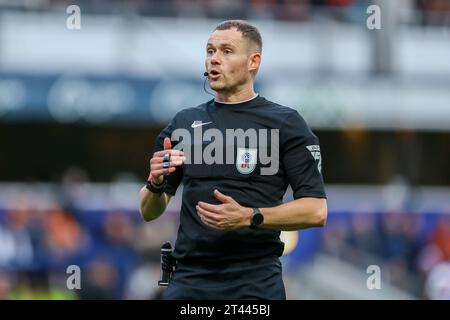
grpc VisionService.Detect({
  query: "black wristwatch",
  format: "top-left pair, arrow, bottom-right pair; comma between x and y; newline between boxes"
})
250,208 -> 264,229
146,178 -> 167,194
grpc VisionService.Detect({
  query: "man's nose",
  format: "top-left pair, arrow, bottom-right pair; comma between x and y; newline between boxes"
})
210,51 -> 221,65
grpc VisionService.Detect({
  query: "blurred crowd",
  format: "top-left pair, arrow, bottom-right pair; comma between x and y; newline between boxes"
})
1,0 -> 450,26
0,204 -> 186,299
0,204 -> 179,299
321,210 -> 450,299
0,168 -> 179,300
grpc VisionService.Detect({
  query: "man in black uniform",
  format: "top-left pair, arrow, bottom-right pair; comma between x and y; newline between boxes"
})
139,20 -> 327,300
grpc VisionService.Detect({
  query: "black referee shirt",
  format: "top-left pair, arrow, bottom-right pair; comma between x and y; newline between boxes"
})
152,95 -> 326,263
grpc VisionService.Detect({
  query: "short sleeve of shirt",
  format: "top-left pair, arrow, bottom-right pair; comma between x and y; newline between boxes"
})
152,115 -> 184,196
281,110 -> 326,200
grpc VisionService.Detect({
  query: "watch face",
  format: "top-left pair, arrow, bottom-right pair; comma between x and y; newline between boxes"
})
252,212 -> 264,226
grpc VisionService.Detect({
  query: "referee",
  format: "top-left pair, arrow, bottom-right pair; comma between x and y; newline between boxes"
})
139,20 -> 327,300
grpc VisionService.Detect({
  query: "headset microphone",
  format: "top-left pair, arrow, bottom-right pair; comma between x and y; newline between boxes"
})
203,71 -> 214,96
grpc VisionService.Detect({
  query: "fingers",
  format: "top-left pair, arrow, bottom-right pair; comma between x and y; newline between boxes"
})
153,149 -> 184,157
213,189 -> 232,204
151,161 -> 184,171
150,155 -> 186,165
150,155 -> 186,176
196,205 -> 222,229
150,148 -> 185,181
163,137 -> 172,150
151,167 -> 176,177
196,205 -> 221,222
197,201 -> 222,214
199,214 -> 220,230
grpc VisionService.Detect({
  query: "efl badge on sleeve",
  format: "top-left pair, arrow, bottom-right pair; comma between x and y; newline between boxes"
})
306,145 -> 322,173
236,147 -> 257,174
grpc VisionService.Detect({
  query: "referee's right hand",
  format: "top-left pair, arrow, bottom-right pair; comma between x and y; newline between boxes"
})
149,137 -> 185,184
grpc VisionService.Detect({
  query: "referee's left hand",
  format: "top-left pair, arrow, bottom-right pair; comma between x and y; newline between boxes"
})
196,189 -> 252,231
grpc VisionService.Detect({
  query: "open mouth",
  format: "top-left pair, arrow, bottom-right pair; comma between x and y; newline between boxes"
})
209,70 -> 221,79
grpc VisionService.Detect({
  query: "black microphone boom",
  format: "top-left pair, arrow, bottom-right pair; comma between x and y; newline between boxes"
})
203,72 -> 214,96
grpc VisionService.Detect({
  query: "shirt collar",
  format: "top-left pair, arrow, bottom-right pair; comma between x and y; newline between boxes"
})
214,94 -> 259,105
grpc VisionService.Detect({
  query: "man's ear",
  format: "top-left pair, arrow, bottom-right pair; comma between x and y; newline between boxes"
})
248,52 -> 261,74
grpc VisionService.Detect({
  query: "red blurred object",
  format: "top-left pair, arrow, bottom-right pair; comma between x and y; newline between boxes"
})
326,0 -> 355,7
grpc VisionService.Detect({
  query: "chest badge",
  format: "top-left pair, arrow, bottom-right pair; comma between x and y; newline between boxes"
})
236,147 -> 257,174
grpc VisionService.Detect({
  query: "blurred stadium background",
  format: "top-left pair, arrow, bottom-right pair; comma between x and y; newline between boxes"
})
0,0 -> 450,300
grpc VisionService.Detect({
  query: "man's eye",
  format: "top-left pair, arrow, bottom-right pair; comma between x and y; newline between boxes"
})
224,49 -> 232,54
207,49 -> 214,55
